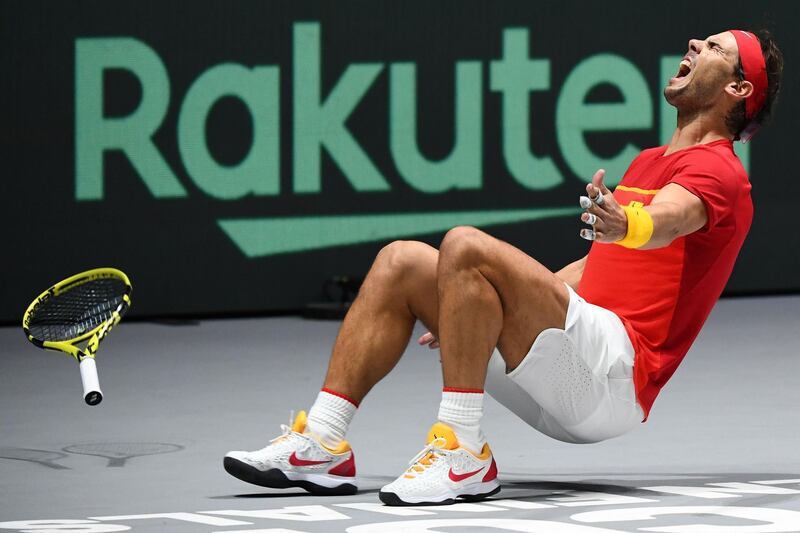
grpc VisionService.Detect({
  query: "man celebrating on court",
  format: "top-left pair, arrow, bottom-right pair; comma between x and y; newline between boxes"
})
225,29 -> 783,505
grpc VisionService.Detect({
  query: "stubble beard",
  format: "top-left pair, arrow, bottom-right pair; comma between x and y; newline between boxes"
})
665,80 -> 717,124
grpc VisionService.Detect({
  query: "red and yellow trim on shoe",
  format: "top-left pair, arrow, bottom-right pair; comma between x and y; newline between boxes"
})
328,450 -> 356,477
403,422 -> 496,480
289,409 -> 356,476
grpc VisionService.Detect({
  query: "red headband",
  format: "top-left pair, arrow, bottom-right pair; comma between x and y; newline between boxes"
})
728,30 -> 767,121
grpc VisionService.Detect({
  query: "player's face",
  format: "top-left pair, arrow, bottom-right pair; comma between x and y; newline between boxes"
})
664,31 -> 740,114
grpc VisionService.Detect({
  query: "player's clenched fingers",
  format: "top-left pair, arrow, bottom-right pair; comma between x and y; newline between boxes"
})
581,228 -> 608,241
580,195 -> 606,211
580,198 -> 607,218
585,183 -> 612,210
586,182 -> 601,197
581,212 -> 600,226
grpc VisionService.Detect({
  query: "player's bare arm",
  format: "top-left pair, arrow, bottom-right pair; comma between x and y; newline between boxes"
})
581,169 -> 709,249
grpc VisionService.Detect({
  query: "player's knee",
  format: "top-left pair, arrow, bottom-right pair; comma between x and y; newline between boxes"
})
440,226 -> 486,267
373,240 -> 430,281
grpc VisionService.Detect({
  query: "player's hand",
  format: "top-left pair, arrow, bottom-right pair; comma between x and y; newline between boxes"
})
418,331 -> 439,349
578,169 -> 628,243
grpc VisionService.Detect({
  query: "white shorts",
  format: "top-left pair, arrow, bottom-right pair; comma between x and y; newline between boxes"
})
485,284 -> 644,444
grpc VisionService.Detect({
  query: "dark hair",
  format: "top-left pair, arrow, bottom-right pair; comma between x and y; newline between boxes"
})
726,28 -> 784,139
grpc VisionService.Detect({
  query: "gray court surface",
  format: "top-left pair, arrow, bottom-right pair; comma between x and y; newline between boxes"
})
1,295 -> 799,532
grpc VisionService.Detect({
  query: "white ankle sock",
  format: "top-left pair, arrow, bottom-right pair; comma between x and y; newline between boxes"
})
437,388 -> 486,454
306,388 -> 358,449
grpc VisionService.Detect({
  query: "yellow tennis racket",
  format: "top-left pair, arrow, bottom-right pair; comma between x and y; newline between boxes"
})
22,268 -> 132,405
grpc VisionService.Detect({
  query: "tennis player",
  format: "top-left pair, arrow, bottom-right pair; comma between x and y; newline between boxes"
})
225,29 -> 783,505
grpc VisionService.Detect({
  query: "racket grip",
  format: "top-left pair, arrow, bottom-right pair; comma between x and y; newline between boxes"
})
79,357 -> 103,406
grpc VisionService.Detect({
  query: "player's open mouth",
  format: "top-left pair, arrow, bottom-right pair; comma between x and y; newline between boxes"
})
671,57 -> 693,83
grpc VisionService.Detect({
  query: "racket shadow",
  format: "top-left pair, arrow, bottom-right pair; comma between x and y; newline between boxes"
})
0,447 -> 71,470
61,442 -> 184,467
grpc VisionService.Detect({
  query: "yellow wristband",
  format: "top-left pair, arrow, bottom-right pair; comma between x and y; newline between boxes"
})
616,203 -> 654,249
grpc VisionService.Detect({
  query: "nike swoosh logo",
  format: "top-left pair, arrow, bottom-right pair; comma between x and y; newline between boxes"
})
448,467 -> 484,482
288,452 -> 331,467
218,207 -> 581,258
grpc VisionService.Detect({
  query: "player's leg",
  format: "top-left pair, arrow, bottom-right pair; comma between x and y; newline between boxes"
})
225,240 -> 441,495
321,240 -> 440,404
380,226 -> 571,505
436,226 -> 570,388
305,240 -> 441,446
437,225 -> 642,442
433,226 -> 640,445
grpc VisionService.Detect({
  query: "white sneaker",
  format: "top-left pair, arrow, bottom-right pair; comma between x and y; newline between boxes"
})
379,422 -> 499,505
224,411 -> 357,495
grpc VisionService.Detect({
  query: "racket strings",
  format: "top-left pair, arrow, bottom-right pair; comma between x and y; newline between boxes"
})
28,278 -> 127,341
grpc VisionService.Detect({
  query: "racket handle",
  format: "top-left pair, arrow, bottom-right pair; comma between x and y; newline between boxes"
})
79,357 -> 103,406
